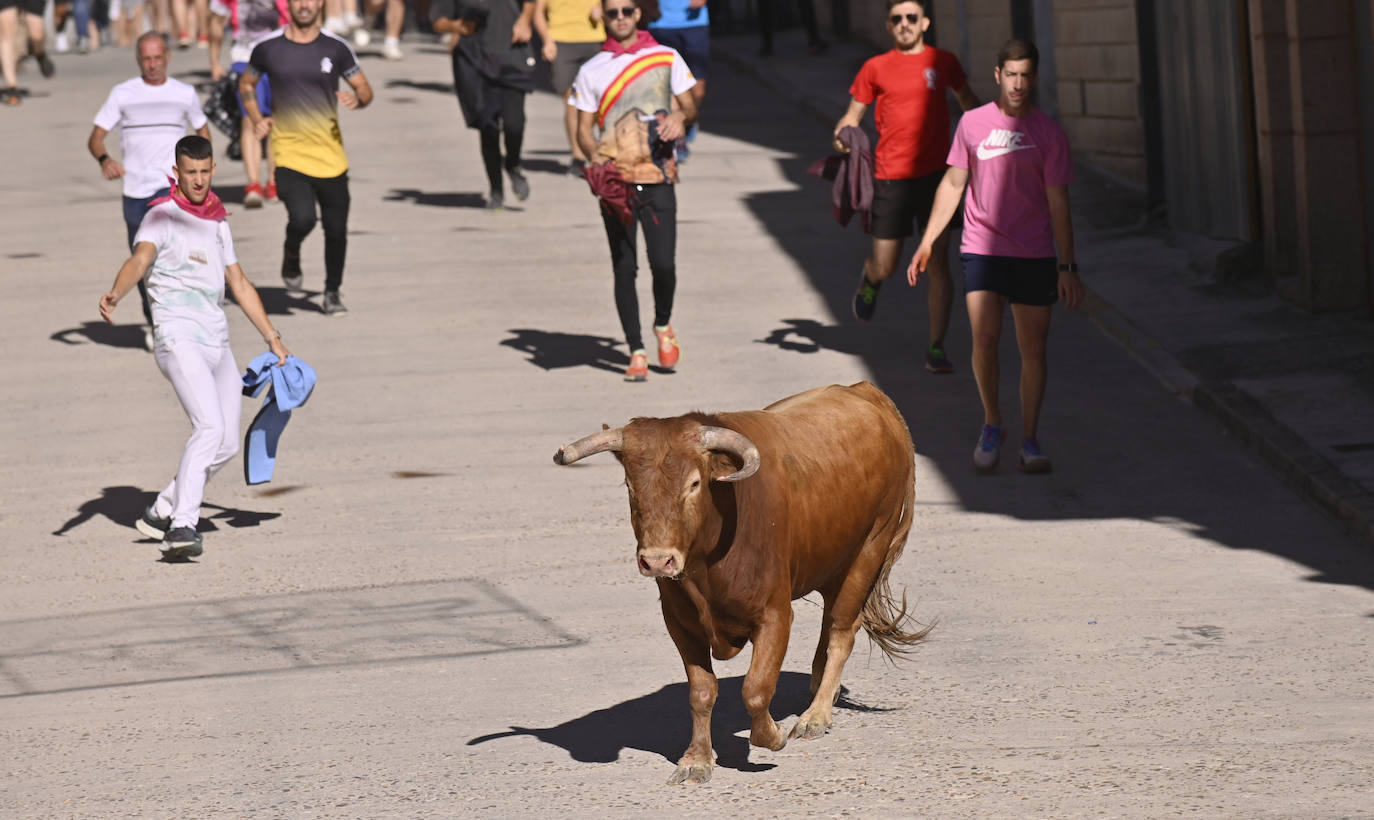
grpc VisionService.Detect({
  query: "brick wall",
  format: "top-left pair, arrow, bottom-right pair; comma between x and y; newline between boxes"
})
1051,0 -> 1145,184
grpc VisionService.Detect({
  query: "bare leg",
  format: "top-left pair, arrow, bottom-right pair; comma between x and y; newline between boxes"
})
926,231 -> 953,346
170,0 -> 188,42
384,0 -> 402,38
1010,303 -> 1052,440
193,0 -> 208,38
24,10 -> 48,59
967,289 -> 1007,427
864,236 -> 903,284
241,116 -> 262,186
207,11 -> 226,80
0,9 -> 17,92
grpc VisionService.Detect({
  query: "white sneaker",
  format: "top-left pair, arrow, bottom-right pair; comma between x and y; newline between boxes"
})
382,38 -> 402,60
324,16 -> 348,34
343,12 -> 362,31
352,27 -> 371,47
55,32 -> 70,53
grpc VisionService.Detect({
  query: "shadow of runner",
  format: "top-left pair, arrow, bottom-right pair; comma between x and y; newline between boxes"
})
53,485 -> 282,537
51,322 -> 146,349
384,189 -> 488,209
501,328 -> 630,375
468,672 -> 844,772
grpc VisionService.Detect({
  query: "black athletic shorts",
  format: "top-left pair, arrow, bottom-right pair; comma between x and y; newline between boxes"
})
0,0 -> 46,14
961,253 -> 1059,306
871,170 -> 943,240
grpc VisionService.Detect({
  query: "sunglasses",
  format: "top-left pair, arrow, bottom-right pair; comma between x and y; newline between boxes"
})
605,6 -> 636,19
889,12 -> 921,25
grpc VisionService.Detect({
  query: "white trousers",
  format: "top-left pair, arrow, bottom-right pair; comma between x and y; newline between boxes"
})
151,339 -> 241,528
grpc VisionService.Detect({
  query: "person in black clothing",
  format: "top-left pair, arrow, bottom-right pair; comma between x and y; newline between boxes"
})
431,0 -> 537,210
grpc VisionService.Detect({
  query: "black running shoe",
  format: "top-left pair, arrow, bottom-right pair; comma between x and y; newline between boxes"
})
322,290 -> 348,316
508,170 -> 530,201
135,505 -> 170,540
852,271 -> 882,322
162,526 -> 203,559
35,51 -> 55,79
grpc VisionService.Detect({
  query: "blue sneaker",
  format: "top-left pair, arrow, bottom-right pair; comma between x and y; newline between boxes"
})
1019,437 -> 1053,474
973,424 -> 1003,471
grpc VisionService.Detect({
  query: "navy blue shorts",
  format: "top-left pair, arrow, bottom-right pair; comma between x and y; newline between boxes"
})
961,253 -> 1059,306
651,26 -> 710,80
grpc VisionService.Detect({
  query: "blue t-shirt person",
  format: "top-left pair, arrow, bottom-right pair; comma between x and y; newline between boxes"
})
650,0 -> 707,29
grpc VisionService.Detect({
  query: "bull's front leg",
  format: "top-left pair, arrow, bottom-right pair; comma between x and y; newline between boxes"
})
662,608 -> 718,785
742,606 -> 793,752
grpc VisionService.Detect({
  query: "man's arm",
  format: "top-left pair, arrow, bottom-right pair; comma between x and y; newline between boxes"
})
224,262 -> 291,363
656,88 -> 697,142
953,83 -> 979,111
908,166 -> 969,284
99,241 -> 158,322
832,97 -> 868,153
576,109 -> 598,162
1046,183 -> 1083,309
340,70 -> 374,109
88,125 -> 126,180
512,0 -> 535,43
195,124 -> 211,140
240,68 -> 273,139
534,0 -> 554,60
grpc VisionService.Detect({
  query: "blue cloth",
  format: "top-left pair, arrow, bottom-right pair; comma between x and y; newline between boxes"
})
241,353 -> 317,484
649,0 -> 708,29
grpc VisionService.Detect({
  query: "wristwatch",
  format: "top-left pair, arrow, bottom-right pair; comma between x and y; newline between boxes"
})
1057,262 -> 1078,273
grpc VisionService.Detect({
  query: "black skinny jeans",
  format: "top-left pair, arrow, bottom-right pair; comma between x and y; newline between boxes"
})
480,86 -> 526,195
602,183 -> 676,353
276,167 -> 351,293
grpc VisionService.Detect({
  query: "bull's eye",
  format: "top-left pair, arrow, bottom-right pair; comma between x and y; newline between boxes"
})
690,479 -> 701,490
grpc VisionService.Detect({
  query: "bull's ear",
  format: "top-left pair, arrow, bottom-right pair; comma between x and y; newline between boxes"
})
708,452 -> 746,482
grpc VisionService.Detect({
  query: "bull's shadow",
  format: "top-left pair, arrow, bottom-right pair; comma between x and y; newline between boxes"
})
468,671 -> 825,772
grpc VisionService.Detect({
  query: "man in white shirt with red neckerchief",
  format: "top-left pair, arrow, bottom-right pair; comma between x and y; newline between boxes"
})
99,135 -> 290,561
89,32 -> 212,352
570,0 -> 696,382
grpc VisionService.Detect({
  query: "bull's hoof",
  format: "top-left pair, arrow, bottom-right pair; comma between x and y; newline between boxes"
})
789,714 -> 832,741
667,762 -> 713,785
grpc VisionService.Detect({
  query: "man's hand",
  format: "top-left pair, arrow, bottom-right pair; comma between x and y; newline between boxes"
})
588,2 -> 602,21
99,291 -> 120,323
100,157 -> 126,180
269,336 -> 291,366
832,128 -> 849,154
542,40 -> 557,62
337,89 -> 360,109
1058,270 -> 1084,310
512,17 -> 532,43
688,0 -> 706,7
657,110 -> 687,143
907,244 -> 932,286
253,116 -> 274,139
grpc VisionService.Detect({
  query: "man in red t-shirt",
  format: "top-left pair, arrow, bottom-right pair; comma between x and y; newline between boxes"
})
832,0 -> 977,373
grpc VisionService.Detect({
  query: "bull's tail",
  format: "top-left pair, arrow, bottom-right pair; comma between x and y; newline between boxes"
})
861,476 -> 934,661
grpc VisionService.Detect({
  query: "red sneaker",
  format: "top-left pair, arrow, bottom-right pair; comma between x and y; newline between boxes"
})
264,180 -> 278,201
654,324 -> 681,370
624,351 -> 649,382
244,183 -> 264,209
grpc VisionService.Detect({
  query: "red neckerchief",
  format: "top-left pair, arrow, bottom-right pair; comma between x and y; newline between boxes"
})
149,175 -> 228,222
601,29 -> 658,56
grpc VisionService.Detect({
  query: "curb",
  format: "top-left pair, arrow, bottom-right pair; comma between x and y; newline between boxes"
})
718,45 -> 1374,551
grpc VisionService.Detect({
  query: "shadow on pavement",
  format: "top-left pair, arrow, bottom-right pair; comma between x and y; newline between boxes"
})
501,328 -> 630,375
467,671 -> 871,772
52,485 -> 281,537
51,321 -> 146,349
384,189 -> 488,209
703,57 -> 1374,594
257,285 -> 322,315
385,78 -> 455,95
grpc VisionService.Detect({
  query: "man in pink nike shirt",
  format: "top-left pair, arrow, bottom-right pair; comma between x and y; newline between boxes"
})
909,37 -> 1083,475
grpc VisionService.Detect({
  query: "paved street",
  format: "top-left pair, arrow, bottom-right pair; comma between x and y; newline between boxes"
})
3,37 -> 1373,818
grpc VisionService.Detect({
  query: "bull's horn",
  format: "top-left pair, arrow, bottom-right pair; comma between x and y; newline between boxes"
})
554,428 -> 624,465
699,426 -> 761,482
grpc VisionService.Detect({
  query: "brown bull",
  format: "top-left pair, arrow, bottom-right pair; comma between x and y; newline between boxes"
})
553,381 -> 929,785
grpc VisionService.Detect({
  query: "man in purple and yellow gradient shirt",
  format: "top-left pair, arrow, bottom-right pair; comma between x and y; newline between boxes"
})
241,0 -> 374,316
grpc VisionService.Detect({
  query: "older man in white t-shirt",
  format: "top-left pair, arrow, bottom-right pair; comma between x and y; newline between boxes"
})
88,32 -> 211,352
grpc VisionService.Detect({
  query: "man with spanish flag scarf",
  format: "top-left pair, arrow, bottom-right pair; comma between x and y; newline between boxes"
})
569,0 -> 696,383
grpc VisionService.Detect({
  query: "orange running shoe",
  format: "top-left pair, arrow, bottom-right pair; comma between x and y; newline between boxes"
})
264,179 -> 278,201
624,350 -> 649,382
653,324 -> 681,370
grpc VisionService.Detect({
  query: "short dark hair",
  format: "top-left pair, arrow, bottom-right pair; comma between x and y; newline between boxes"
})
885,0 -> 926,12
997,38 -> 1039,72
175,135 -> 213,163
